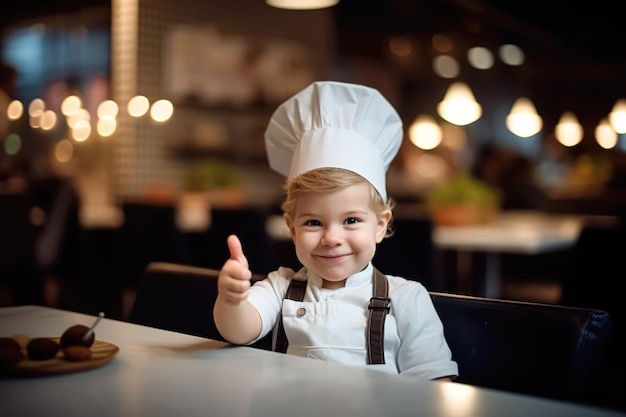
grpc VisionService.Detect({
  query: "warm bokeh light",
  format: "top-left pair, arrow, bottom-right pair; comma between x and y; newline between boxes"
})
432,33 -> 453,53
71,119 -> 92,142
40,110 -> 58,131
499,44 -> 525,66
413,153 -> 447,180
128,95 -> 150,117
265,0 -> 339,10
61,95 -> 82,116
555,111 -> 583,147
28,98 -> 45,118
66,108 -> 91,128
7,100 -> 23,120
97,99 -> 119,119
389,36 -> 412,57
409,114 -> 442,150
432,55 -> 460,78
150,99 -> 174,122
595,118 -> 618,149
437,82 -> 482,126
506,97 -> 542,137
54,139 -> 74,162
29,115 -> 42,129
97,118 -> 117,137
608,98 -> 626,134
467,46 -> 494,70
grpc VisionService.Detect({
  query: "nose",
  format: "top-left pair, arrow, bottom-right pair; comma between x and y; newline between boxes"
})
321,225 -> 344,247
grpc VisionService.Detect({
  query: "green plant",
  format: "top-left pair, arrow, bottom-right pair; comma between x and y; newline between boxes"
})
424,173 -> 500,210
182,159 -> 242,192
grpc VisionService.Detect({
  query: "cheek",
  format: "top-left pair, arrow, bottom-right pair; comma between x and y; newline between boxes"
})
374,223 -> 387,243
292,230 -> 316,249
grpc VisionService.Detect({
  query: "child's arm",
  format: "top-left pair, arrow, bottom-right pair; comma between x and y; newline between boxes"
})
213,234 -> 263,345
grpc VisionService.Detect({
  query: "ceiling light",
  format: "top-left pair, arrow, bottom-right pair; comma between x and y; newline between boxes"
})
596,118 -> 618,149
266,0 -> 339,10
436,82 -> 482,126
505,97 -> 542,137
608,98 -> 626,134
555,111 -> 583,147
409,114 -> 442,150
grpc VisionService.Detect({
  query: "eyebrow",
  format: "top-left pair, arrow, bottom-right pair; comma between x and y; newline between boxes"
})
296,209 -> 370,219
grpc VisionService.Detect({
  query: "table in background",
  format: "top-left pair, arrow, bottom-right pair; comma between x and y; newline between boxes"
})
432,210 -> 618,298
2,305 -> 625,417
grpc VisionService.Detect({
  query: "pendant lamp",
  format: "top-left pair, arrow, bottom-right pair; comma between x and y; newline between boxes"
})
505,97 -> 542,137
266,0 -> 339,9
608,99 -> 626,134
554,111 -> 583,147
596,118 -> 618,149
408,114 -> 442,150
436,82 -> 482,126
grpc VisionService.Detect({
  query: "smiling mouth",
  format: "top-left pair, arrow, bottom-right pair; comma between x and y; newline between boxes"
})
316,253 -> 349,259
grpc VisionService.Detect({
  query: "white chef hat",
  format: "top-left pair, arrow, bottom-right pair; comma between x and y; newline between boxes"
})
264,81 -> 403,202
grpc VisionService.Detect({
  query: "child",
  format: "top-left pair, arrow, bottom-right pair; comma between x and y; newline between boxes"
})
214,81 -> 458,381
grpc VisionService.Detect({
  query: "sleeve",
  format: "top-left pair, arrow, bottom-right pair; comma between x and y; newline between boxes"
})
392,280 -> 459,380
246,267 -> 294,343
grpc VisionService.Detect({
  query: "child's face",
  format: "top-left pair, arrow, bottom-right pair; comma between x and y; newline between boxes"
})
284,182 -> 391,288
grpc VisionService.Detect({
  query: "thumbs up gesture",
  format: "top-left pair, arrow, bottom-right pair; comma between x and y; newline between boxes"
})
217,234 -> 253,305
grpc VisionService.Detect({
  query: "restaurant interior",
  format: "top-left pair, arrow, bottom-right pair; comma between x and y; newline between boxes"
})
1,0 -> 626,411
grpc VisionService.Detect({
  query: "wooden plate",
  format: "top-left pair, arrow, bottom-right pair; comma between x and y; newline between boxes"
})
2,339 -> 119,377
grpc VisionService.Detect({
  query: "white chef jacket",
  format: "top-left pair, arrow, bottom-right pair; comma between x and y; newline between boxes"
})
247,263 -> 458,380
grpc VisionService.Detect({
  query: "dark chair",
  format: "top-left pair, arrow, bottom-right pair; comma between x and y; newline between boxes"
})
558,220 -> 626,411
430,292 -> 612,408
128,261 -> 272,350
373,214 -> 440,289
129,262 -> 612,408
0,190 -> 41,305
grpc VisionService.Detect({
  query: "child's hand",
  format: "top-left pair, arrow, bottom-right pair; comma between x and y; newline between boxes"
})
217,234 -> 253,306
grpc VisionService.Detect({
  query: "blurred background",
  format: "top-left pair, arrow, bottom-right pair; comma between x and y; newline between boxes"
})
1,0 -> 625,324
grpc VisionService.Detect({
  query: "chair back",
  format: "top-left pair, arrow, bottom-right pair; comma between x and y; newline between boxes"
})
128,262 -> 271,349
431,291 -> 612,406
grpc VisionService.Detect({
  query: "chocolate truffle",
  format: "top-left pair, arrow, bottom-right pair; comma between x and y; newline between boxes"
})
60,324 -> 95,348
27,338 -> 60,361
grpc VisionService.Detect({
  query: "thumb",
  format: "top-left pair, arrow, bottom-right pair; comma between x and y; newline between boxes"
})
226,234 -> 249,270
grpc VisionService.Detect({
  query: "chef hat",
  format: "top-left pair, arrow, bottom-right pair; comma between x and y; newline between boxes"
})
264,81 -> 403,202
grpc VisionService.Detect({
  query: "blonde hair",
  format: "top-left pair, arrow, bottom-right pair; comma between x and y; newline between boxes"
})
281,167 -> 396,238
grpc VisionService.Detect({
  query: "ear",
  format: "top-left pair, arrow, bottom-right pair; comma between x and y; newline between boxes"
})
283,212 -> 297,241
375,209 -> 392,243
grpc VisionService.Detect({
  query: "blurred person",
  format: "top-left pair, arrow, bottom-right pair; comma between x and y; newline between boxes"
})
214,81 -> 458,381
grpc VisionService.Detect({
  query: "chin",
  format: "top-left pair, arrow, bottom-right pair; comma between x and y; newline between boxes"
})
311,264 -> 360,281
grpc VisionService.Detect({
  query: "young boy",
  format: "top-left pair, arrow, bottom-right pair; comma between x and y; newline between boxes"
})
214,81 -> 458,381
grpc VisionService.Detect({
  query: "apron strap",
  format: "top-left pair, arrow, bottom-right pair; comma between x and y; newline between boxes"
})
367,268 -> 390,365
275,277 -> 306,353
275,268 -> 390,365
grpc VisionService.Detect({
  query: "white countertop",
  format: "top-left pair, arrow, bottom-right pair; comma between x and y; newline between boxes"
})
432,211 -> 582,254
2,305 -> 624,417
432,210 -> 618,254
